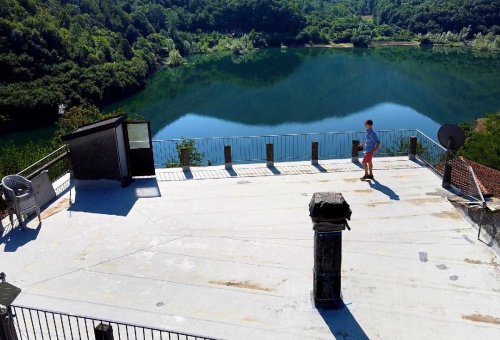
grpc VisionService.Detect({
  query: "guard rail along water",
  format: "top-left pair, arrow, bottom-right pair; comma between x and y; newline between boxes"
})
1,129 -> 449,188
152,129 -> 447,169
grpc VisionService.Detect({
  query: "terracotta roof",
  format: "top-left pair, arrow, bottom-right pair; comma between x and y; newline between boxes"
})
462,158 -> 500,198
439,157 -> 499,198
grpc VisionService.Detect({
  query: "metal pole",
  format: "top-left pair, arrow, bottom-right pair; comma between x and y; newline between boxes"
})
224,145 -> 232,170
311,141 -> 318,165
181,148 -> 190,171
351,140 -> 360,163
409,136 -> 417,160
442,139 -> 453,189
0,307 -> 18,340
266,143 -> 274,167
94,323 -> 114,340
467,165 -> 487,240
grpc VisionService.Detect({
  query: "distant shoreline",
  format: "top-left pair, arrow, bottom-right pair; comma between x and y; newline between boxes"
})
308,41 -> 420,49
370,41 -> 420,47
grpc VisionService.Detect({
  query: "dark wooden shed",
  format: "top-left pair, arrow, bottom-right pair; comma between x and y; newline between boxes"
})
62,115 -> 156,188
62,115 -> 130,187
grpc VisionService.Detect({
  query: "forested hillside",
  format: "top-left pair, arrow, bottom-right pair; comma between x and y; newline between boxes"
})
375,0 -> 499,34
0,0 -> 499,133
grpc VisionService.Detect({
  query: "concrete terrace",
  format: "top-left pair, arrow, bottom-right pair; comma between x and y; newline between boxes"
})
2,157 -> 500,339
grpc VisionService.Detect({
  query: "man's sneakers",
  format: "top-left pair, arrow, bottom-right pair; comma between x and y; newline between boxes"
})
360,174 -> 374,181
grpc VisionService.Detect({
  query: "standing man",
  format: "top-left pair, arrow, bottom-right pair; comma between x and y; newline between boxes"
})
361,119 -> 381,180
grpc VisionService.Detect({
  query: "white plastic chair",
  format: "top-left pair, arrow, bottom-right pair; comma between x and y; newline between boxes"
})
2,175 -> 41,227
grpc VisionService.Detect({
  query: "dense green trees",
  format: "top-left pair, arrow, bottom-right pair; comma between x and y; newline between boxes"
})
0,0 -> 159,131
0,0 -> 307,132
0,0 -> 499,134
375,0 -> 499,35
459,113 -> 500,170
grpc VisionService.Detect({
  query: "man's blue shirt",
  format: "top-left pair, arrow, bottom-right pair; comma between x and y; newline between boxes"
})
364,128 -> 380,152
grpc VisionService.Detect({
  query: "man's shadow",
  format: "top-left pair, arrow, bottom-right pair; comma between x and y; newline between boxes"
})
368,179 -> 400,200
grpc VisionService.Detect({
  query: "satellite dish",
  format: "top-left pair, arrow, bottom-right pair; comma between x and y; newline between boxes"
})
438,124 -> 465,150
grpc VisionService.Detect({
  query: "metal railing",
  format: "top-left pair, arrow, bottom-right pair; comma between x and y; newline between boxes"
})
17,145 -> 70,182
152,129 -> 430,167
414,130 -> 447,174
1,129 -> 447,180
439,156 -> 487,239
6,304 -> 217,340
468,166 -> 486,207
446,157 -> 486,204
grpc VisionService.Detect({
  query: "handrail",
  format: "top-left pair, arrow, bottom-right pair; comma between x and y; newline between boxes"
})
466,164 -> 487,240
17,145 -> 68,178
152,129 -> 422,167
468,165 -> 486,206
24,151 -> 69,180
415,129 -> 446,151
153,129 -> 419,142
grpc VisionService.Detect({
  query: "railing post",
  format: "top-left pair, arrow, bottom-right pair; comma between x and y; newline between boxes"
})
351,140 -> 360,163
0,186 -> 4,229
181,147 -> 190,171
409,136 -> 417,160
0,308 -> 18,340
224,145 -> 232,170
311,141 -> 319,165
442,152 -> 452,189
94,323 -> 114,340
266,143 -> 274,167
442,164 -> 452,188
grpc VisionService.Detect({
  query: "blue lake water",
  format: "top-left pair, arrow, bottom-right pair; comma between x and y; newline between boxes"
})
107,47 -> 500,142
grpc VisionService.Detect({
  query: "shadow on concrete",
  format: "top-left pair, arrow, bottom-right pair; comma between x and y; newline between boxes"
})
267,166 -> 281,175
352,160 -> 364,169
369,180 -> 400,200
409,157 -> 427,167
319,303 -> 369,340
313,163 -> 327,172
69,178 -> 161,216
226,167 -> 238,177
478,237 -> 493,247
183,169 -> 193,180
1,222 -> 42,252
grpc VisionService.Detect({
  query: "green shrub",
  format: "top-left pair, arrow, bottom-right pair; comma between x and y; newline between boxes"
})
459,113 -> 500,170
382,136 -> 428,158
167,50 -> 184,67
0,142 -> 53,180
165,139 -> 205,167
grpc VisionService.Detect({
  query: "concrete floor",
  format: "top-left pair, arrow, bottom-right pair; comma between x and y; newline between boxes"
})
1,157 -> 499,339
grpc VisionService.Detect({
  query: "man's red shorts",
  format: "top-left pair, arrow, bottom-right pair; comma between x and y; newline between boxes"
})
362,151 -> 373,164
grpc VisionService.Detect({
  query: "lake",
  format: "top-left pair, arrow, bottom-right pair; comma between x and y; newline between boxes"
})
107,46 -> 500,141
3,46 -> 499,147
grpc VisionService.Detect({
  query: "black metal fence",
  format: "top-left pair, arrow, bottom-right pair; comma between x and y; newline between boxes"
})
152,129 -> 436,167
4,305 -> 216,340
